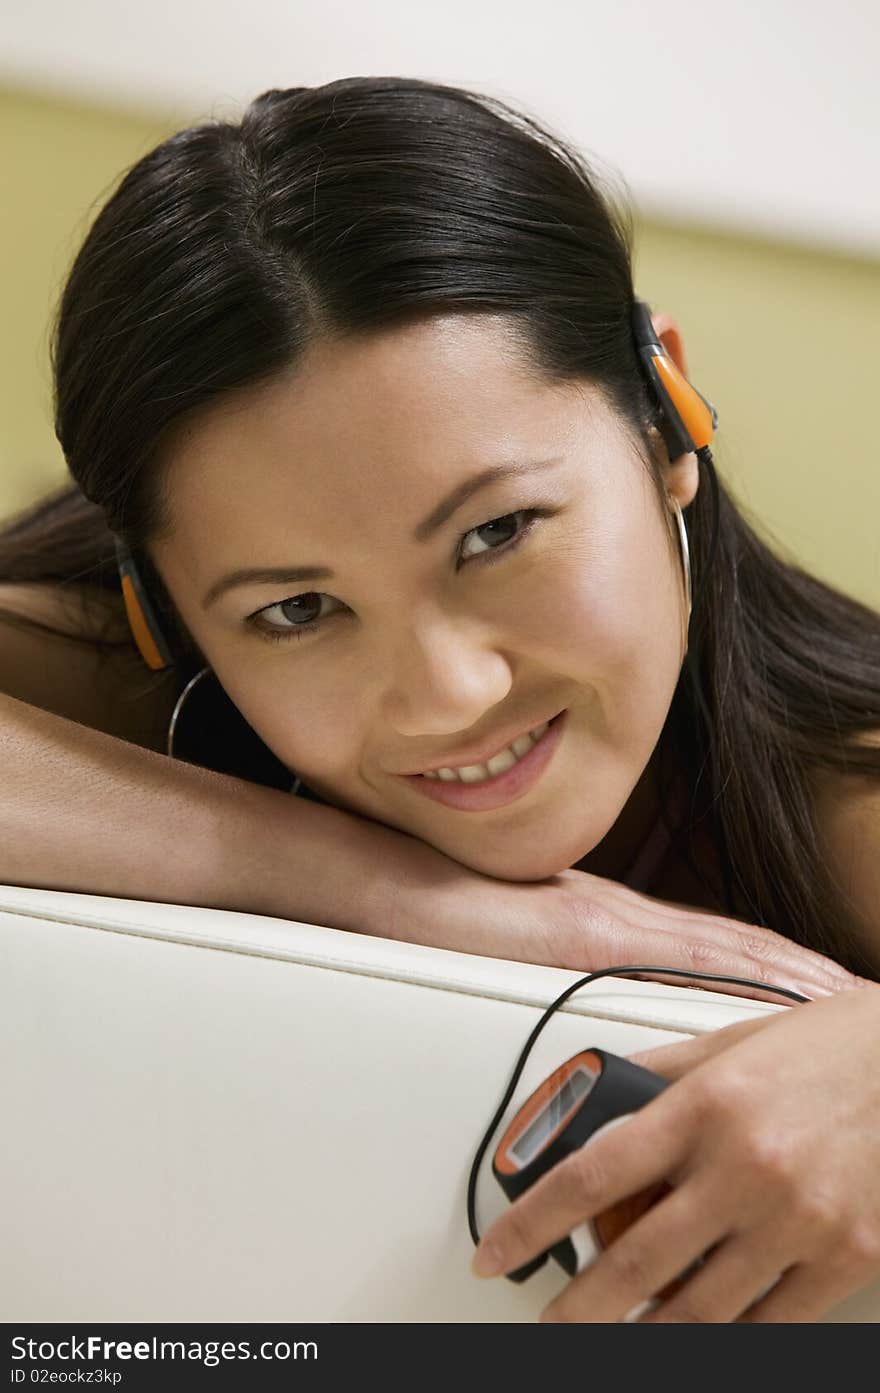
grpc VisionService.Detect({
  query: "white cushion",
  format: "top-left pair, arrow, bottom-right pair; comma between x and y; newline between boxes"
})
1,882 -> 877,1323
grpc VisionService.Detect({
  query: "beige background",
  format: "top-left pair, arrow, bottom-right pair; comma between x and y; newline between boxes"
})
2,81 -> 878,609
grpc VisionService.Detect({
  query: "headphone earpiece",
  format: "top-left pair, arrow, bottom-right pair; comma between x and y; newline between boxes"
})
114,537 -> 174,672
630,299 -> 718,460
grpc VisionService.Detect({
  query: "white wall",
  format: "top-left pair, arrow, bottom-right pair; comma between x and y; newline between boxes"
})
2,0 -> 878,258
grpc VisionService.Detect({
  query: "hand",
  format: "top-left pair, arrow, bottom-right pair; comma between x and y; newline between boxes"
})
377,833 -> 860,1003
549,869 -> 863,1002
470,983 -> 880,1322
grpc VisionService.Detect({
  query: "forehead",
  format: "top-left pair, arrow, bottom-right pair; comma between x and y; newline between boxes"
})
156,314 -> 612,553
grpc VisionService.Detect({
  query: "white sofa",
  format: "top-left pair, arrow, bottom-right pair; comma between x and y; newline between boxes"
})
2,882 -> 878,1323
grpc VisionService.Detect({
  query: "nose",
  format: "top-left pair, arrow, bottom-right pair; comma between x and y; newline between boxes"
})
379,607 -> 515,739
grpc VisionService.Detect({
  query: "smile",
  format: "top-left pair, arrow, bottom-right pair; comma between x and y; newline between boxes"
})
421,718 -> 551,782
400,710 -> 568,813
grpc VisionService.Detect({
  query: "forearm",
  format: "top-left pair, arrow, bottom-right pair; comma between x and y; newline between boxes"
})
9,689 -> 845,995
0,690 -> 419,933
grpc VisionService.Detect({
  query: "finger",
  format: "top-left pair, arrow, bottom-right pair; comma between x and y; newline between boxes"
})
622,966 -> 807,1008
739,1262 -> 874,1323
628,929 -> 846,1002
571,885 -> 847,1002
607,941 -> 823,1006
472,1095 -> 684,1281
539,1175 -> 723,1323
594,886 -> 856,997
638,1232 -> 788,1324
627,1015 -> 780,1079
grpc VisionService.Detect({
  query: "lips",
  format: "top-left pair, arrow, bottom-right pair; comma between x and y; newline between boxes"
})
399,709 -> 568,813
400,708 -> 566,777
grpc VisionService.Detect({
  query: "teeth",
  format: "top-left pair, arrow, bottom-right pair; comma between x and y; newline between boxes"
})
510,731 -> 538,759
485,747 -> 520,777
421,720 -> 550,783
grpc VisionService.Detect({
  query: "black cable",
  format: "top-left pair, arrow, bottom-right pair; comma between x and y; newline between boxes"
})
466,963 -> 810,1245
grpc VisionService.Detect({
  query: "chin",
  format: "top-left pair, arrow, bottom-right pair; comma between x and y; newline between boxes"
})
449,841 -> 574,883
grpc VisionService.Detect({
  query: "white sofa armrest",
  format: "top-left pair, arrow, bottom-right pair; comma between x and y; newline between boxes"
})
2,883 -> 877,1322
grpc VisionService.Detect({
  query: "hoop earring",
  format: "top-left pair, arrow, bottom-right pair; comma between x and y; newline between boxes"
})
668,494 -> 692,621
166,665 -> 211,759
166,664 -> 302,796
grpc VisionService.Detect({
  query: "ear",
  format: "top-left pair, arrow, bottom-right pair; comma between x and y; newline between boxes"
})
648,309 -> 699,507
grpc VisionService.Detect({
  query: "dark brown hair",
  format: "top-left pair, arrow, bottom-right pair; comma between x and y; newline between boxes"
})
2,76 -> 879,973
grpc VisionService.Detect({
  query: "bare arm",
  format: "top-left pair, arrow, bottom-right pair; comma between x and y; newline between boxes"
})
0,587 -> 488,941
0,688 -> 428,932
0,587 -> 861,995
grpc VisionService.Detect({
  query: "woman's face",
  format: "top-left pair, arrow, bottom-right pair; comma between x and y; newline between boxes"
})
151,312 -> 699,880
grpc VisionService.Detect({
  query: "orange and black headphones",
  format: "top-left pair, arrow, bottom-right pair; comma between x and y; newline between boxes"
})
113,298 -> 718,674
113,539 -> 174,673
630,299 -> 717,462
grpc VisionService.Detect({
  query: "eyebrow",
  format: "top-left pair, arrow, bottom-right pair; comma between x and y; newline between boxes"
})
201,456 -> 565,610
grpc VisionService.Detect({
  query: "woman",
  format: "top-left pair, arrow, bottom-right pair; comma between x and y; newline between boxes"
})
2,77 -> 879,1321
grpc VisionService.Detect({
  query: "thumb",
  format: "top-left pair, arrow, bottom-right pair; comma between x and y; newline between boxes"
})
628,1013 -> 779,1080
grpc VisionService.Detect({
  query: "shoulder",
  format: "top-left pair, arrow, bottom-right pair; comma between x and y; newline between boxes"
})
807,731 -> 880,972
0,580 -> 131,642
0,580 -> 178,753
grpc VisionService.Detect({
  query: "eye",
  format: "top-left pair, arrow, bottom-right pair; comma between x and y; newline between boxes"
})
248,591 -> 342,644
247,508 -> 550,644
458,509 -> 538,565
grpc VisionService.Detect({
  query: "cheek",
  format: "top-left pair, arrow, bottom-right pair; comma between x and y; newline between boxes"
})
536,531 -> 682,719
216,667 -> 360,782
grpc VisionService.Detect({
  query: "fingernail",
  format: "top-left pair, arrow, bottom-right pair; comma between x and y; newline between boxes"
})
471,1241 -> 505,1278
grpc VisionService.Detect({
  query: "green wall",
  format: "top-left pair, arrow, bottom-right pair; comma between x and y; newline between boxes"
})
2,81 -> 878,608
